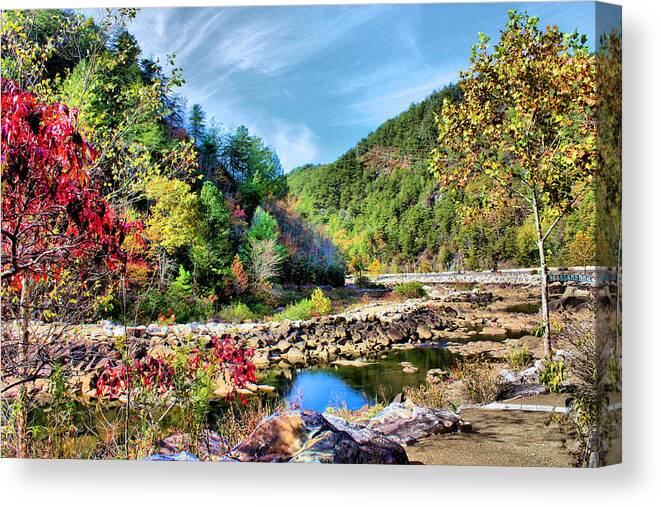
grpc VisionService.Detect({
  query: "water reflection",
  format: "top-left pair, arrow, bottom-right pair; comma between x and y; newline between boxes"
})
261,346 -> 456,412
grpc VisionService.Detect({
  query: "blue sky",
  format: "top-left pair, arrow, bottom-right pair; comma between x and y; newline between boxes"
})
122,2 -> 607,172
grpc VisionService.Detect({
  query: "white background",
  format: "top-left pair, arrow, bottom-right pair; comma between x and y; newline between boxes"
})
0,1 -> 658,505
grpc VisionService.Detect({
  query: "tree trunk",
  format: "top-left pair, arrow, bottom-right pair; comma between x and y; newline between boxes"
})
16,280 -> 30,458
532,194 -> 553,359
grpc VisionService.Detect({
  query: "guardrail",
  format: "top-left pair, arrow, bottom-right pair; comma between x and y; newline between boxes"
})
349,266 -> 619,286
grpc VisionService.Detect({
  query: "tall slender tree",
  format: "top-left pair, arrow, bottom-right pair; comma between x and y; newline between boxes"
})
429,12 -> 597,357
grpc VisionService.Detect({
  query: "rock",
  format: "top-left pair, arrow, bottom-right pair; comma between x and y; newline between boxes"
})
481,326 -> 508,337
402,366 -> 419,374
126,325 -> 146,338
148,344 -> 174,360
366,402 -> 471,445
499,368 -> 521,383
497,382 -> 548,401
255,384 -> 276,393
252,354 -> 270,369
226,410 -> 408,464
416,324 -> 433,340
284,347 -> 305,364
331,359 -> 374,367
146,451 -> 199,461
153,430 -> 227,461
274,339 -> 291,353
426,368 -> 446,384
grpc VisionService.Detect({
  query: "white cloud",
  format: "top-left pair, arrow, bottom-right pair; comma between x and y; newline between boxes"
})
268,120 -> 320,172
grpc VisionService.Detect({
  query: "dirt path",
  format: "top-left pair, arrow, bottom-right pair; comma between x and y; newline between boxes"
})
406,408 -> 574,467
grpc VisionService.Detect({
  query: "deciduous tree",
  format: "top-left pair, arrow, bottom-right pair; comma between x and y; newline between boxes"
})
429,12 -> 597,357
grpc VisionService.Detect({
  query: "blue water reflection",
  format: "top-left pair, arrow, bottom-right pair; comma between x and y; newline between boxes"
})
270,346 -> 457,412
285,371 -> 369,412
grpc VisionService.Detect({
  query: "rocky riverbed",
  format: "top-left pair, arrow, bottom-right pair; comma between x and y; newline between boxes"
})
2,282 -> 594,402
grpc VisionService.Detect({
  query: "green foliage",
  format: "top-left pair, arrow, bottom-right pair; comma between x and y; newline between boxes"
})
539,360 -> 566,393
310,287 -> 332,316
219,302 -> 257,323
393,281 -> 426,299
505,347 -> 533,371
171,265 -> 193,297
144,176 -> 202,253
272,287 -> 338,322
273,298 -> 314,322
190,182 -> 233,288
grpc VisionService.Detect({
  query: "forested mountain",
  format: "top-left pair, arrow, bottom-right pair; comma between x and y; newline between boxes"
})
1,9 -> 342,326
288,84 -> 595,273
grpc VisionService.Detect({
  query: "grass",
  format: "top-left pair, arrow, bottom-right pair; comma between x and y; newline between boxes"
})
460,360 -> 504,404
272,288 -> 332,322
393,281 -> 427,299
505,346 -> 533,371
403,383 -> 446,409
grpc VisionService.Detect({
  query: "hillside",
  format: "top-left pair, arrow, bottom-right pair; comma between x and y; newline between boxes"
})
287,84 -> 594,273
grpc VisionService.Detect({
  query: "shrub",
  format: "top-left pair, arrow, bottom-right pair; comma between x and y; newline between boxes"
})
460,360 -> 504,403
274,298 -> 314,321
393,281 -> 427,299
403,383 -> 445,409
539,360 -> 566,393
219,302 -> 256,323
505,346 -> 533,371
310,288 -> 332,316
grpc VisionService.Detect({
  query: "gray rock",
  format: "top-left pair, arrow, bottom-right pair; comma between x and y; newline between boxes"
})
227,410 -> 408,464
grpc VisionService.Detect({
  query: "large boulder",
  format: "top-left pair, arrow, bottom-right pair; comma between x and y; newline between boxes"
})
225,410 -> 408,464
366,401 -> 471,445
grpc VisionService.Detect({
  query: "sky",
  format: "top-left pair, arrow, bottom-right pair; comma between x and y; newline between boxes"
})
116,2 -> 614,172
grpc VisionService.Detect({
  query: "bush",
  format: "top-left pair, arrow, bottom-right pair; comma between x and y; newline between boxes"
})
273,288 -> 332,322
460,360 -> 504,403
219,302 -> 256,323
539,360 -> 566,393
310,288 -> 332,316
505,346 -> 533,371
403,383 -> 445,409
319,263 -> 346,287
393,281 -> 426,299
273,298 -> 314,321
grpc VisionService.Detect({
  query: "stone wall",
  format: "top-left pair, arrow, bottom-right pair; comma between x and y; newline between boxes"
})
367,266 -> 618,287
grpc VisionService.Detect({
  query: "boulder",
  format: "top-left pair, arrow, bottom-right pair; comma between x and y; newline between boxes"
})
366,401 -> 471,445
226,410 -> 408,464
274,339 -> 291,353
416,324 -> 433,340
153,430 -> 227,461
284,347 -> 305,364
497,382 -> 548,401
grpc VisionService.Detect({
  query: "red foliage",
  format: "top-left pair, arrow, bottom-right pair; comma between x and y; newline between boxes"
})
230,254 -> 249,294
95,335 -> 256,403
0,79 -> 140,288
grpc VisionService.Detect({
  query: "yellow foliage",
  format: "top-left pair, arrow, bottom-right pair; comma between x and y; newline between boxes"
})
143,176 -> 202,254
368,258 -> 383,276
568,230 -> 596,266
310,288 -> 332,316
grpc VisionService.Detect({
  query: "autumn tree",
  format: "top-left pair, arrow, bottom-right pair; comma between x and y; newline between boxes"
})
429,12 -> 596,357
0,79 -> 133,456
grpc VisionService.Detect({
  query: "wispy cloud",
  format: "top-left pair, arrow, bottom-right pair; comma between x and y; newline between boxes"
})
122,3 -> 597,167
268,120 -> 320,172
335,70 -> 459,127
